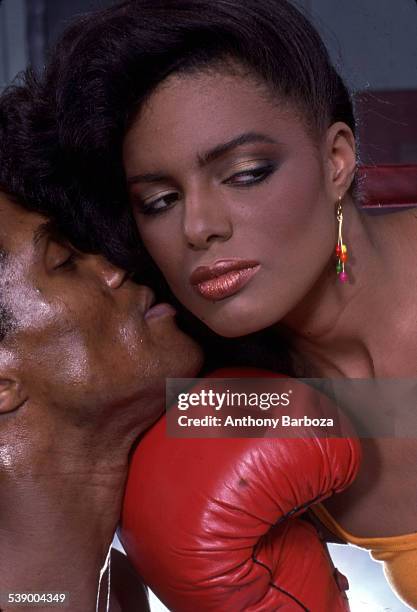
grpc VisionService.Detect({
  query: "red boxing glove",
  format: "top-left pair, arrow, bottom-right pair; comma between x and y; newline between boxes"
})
121,368 -> 361,611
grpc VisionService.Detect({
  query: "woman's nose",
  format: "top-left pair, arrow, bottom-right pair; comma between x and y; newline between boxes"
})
183,193 -> 233,250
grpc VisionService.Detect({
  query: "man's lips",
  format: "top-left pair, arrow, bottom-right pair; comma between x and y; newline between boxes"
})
145,302 -> 176,320
142,287 -> 156,313
190,259 -> 260,301
141,287 -> 176,320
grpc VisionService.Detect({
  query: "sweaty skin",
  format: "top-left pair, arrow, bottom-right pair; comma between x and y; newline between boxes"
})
122,69 -> 417,541
0,194 -> 202,611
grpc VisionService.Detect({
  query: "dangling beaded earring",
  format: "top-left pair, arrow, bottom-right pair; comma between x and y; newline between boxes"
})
335,196 -> 348,282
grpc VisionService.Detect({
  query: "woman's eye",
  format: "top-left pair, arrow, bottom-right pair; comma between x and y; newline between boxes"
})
138,191 -> 180,216
224,164 -> 276,186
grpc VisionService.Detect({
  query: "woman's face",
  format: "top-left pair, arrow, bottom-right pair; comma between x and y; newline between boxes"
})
123,69 -> 354,337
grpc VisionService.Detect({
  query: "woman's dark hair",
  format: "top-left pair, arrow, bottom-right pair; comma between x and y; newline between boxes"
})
0,73 -> 141,272
41,0 -> 355,230
29,0 -> 355,372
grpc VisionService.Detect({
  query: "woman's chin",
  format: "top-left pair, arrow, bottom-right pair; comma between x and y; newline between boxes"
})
209,322 -> 258,338
181,286 -> 291,338
196,307 -> 282,338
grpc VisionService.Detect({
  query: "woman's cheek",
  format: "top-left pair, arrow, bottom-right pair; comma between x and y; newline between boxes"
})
140,226 -> 182,285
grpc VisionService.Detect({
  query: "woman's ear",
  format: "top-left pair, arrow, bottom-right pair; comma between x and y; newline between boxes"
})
0,377 -> 28,414
324,121 -> 357,199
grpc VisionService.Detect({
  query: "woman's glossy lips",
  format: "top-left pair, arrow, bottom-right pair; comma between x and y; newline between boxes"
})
190,259 -> 260,301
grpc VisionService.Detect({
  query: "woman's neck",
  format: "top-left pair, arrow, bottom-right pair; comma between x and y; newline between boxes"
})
279,204 -> 417,378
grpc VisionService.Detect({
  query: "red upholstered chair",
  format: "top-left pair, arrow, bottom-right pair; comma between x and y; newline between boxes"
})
358,164 -> 417,209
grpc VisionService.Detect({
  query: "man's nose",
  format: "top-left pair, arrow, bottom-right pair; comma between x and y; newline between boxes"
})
183,192 -> 233,250
87,255 -> 129,289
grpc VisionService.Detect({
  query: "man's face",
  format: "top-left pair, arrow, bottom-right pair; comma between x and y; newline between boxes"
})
0,194 -> 202,425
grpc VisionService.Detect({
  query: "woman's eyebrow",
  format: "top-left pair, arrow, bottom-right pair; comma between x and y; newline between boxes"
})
127,172 -> 169,185
197,132 -> 277,167
126,132 -> 278,185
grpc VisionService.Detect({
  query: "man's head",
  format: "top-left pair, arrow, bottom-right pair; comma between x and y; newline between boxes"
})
0,83 -> 202,447
0,194 -> 201,419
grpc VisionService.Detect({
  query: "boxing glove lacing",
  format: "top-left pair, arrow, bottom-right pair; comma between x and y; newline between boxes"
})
251,491 -> 336,611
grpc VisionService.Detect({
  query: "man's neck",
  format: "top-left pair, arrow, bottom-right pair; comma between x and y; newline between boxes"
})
0,407 -> 150,611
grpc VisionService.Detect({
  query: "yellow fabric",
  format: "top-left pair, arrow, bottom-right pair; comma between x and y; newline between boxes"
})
312,503 -> 417,610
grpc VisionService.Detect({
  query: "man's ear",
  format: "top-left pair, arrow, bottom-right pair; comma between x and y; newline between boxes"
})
0,377 -> 28,414
324,121 -> 357,199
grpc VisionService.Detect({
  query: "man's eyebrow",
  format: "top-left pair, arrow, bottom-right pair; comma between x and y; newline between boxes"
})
33,220 -> 68,248
33,221 -> 54,248
126,132 -> 277,185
